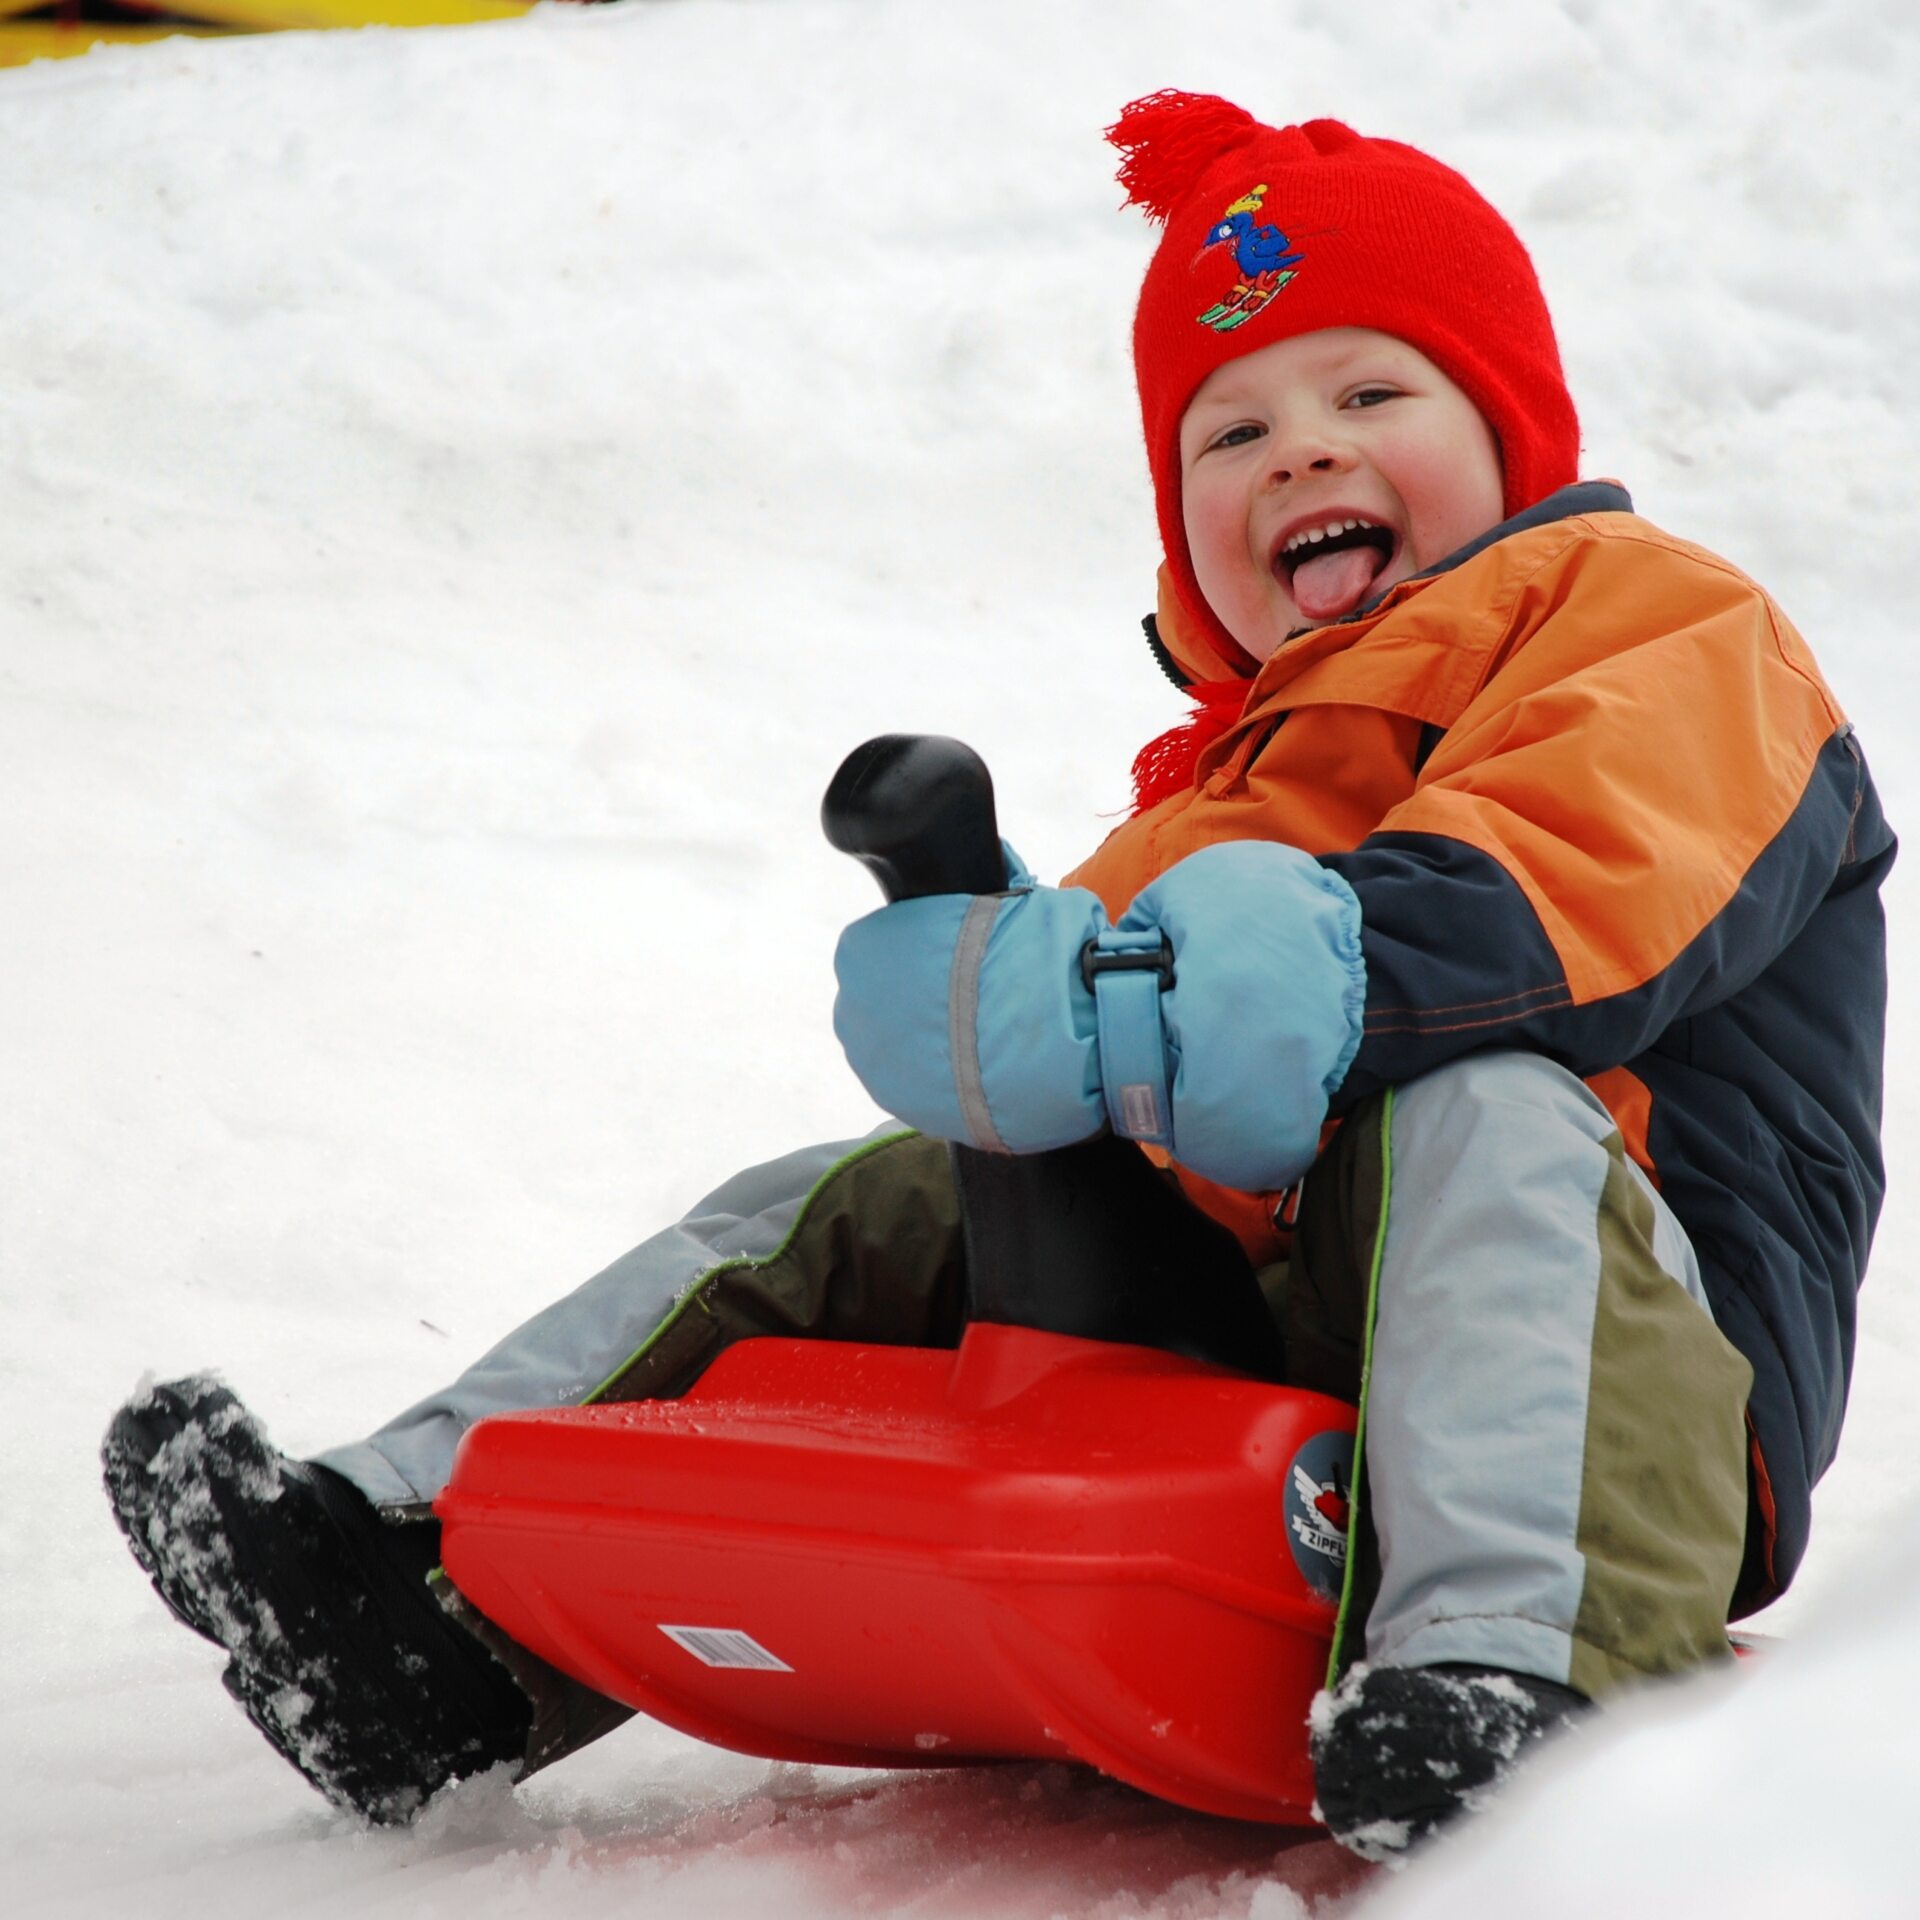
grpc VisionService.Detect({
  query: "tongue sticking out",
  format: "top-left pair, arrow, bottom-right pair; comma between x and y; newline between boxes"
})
1289,543 -> 1389,623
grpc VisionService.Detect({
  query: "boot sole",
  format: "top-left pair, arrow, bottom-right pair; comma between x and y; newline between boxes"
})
102,1378 -> 267,1652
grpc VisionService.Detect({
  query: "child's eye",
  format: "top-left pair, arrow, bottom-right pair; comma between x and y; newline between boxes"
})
1207,422 -> 1267,452
1345,386 -> 1399,409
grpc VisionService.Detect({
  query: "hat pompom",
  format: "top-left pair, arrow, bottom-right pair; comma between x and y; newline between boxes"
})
1106,90 -> 1260,224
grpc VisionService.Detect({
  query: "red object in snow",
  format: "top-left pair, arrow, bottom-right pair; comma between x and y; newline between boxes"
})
437,1322 -> 1357,1823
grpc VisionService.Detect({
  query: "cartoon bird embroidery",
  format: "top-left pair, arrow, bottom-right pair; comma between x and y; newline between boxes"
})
1195,184 -> 1304,333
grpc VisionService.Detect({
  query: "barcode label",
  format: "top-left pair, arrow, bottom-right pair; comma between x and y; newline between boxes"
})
658,1624 -> 793,1672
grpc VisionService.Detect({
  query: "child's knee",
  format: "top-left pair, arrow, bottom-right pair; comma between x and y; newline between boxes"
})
1390,1049 -> 1616,1161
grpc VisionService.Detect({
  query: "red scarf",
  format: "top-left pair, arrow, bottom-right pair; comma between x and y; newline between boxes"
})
1128,679 -> 1249,818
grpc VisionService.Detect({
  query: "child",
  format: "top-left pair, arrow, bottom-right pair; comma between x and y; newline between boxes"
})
103,94 -> 1891,1860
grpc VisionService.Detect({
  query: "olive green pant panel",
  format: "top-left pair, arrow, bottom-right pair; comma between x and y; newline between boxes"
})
1566,1133 -> 1753,1699
590,1130 -> 967,1404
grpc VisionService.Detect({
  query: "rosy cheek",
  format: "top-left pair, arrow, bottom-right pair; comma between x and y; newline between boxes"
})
1396,451 -> 1463,562
1183,483 -> 1243,582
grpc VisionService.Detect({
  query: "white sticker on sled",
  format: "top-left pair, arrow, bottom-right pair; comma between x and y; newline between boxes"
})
658,1624 -> 793,1672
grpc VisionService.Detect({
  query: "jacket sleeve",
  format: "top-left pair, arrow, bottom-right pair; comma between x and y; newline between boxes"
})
1320,531 -> 1863,1109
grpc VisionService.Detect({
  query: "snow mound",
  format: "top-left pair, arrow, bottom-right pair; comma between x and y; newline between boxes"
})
1371,1510 -> 1920,1918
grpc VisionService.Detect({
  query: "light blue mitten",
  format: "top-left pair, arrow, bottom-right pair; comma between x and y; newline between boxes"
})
1106,841 -> 1367,1191
832,849 -> 1110,1154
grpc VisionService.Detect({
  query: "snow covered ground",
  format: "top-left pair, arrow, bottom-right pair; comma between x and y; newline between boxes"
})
5,1 -> 1917,1912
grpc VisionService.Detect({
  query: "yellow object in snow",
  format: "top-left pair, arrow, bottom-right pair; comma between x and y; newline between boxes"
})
0,0 -> 536,69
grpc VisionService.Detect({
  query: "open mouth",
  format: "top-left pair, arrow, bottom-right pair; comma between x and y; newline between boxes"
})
1275,519 -> 1399,623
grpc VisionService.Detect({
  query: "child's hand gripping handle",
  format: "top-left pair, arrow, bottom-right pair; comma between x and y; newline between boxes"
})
823,735 -> 1286,1376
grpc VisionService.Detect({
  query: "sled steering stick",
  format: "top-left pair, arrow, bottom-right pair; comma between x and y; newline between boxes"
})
823,735 -> 1286,1376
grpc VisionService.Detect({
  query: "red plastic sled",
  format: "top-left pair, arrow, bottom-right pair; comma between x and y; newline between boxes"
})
438,735 -> 1358,1824
439,1324 -> 1355,1822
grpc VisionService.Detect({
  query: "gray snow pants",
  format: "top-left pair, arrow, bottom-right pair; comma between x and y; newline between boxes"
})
321,1049 -> 1752,1734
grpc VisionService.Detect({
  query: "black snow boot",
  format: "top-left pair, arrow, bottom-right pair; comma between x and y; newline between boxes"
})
1310,1661 -> 1588,1862
101,1374 -> 533,1823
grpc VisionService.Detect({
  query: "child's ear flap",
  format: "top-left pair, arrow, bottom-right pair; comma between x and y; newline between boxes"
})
1155,563 -> 1259,684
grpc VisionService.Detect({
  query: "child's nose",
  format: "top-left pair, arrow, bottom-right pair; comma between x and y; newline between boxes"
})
1264,442 -> 1351,489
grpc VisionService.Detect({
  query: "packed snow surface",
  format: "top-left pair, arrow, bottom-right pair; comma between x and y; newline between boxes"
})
6,1 -> 1918,1912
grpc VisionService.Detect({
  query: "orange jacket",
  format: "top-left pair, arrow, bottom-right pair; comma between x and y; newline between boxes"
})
1066,482 -> 1891,1610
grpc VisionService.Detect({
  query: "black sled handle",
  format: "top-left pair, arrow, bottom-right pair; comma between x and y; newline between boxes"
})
822,734 -> 1007,903
821,733 -> 1287,1379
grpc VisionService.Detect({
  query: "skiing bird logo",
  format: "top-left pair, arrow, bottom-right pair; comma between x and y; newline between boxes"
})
1289,1457 -> 1350,1567
1195,183 -> 1304,334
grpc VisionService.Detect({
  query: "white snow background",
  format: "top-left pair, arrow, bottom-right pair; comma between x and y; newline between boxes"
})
5,1 -> 1918,1913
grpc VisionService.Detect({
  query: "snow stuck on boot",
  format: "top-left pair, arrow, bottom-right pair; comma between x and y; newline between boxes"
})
1308,1660 -> 1587,1863
100,1374 -> 532,1824
104,1374 -> 291,1649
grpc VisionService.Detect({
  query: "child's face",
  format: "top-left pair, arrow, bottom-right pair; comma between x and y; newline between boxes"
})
1177,328 -> 1505,660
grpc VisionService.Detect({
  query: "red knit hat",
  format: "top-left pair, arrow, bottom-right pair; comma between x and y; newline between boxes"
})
1110,92 -> 1580,672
